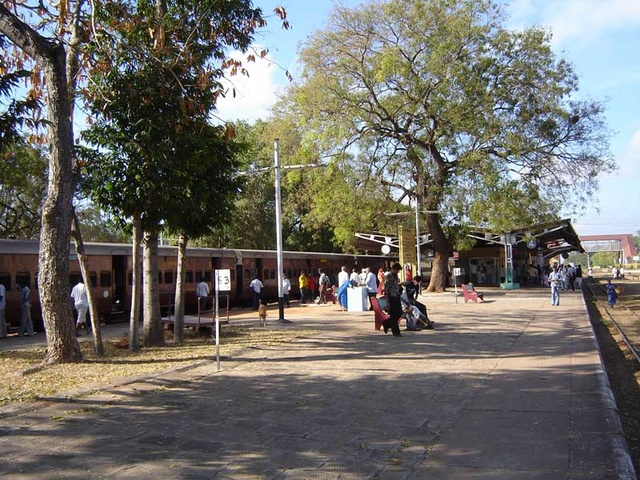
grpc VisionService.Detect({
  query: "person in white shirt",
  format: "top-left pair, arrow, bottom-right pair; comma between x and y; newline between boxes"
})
337,266 -> 350,288
250,276 -> 264,310
548,267 -> 561,306
196,278 -> 210,312
283,274 -> 291,307
349,268 -> 359,285
70,280 -> 90,335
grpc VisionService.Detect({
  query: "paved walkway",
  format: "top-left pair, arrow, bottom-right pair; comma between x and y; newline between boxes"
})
0,288 -> 635,479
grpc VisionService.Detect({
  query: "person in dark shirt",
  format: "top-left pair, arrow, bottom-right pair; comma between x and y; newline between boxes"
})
402,275 -> 433,328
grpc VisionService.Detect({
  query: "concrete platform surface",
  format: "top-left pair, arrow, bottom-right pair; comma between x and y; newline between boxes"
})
0,287 -> 636,479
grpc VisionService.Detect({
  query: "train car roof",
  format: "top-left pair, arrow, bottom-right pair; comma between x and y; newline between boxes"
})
0,239 -> 393,262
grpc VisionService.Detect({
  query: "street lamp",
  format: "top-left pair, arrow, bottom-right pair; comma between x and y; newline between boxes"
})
273,139 -> 325,322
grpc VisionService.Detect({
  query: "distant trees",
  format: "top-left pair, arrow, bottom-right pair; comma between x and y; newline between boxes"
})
0,145 -> 47,239
285,0 -> 615,291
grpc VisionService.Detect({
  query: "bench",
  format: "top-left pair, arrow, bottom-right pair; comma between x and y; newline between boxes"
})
370,296 -> 406,330
462,283 -> 484,303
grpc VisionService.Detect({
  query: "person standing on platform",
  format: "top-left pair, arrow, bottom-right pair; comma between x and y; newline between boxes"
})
382,263 -> 403,337
298,271 -> 309,304
307,273 -> 317,303
196,277 -> 210,313
250,276 -> 264,310
350,268 -> 360,285
283,274 -> 291,308
0,282 -> 6,338
575,264 -> 583,289
318,268 -> 330,304
18,283 -> 34,336
364,267 -> 378,310
548,266 -> 561,306
70,279 -> 90,335
377,268 -> 386,295
338,266 -> 350,289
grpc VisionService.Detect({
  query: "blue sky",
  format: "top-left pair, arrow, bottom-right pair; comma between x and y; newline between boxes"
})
216,0 -> 640,237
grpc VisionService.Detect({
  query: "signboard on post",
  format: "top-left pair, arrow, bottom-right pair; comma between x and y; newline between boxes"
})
217,269 -> 231,292
213,269 -> 231,371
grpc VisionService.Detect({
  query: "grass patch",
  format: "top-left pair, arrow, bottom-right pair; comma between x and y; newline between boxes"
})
0,326 -> 313,406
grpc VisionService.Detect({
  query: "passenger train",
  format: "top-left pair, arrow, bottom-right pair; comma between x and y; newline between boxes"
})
0,239 -> 391,332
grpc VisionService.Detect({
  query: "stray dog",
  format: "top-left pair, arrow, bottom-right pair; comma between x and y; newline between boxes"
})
258,300 -> 267,326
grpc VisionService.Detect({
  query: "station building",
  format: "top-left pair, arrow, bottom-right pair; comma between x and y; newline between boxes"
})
356,218 -> 584,289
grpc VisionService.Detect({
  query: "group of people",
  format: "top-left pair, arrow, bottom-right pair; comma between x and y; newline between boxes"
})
543,263 -> 583,291
378,263 -> 433,337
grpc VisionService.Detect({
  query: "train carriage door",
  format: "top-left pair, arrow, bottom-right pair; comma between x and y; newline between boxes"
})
112,255 -> 128,311
234,251 -> 243,307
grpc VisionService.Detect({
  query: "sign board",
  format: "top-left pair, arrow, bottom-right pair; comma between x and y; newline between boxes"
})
453,267 -> 462,276
216,269 -> 231,292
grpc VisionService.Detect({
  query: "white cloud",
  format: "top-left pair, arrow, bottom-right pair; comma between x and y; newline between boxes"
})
213,50 -> 283,123
507,0 -> 640,47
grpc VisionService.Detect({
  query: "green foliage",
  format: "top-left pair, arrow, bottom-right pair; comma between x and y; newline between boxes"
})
274,0 -> 617,288
75,205 -> 129,243
0,37 -> 41,152
80,0 -> 270,238
0,144 -> 47,239
591,252 -> 619,268
290,0 -> 613,247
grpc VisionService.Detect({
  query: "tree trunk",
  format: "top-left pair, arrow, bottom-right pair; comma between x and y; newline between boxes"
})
129,214 -> 142,352
173,234 -> 187,344
38,44 -> 81,363
143,229 -> 164,347
71,209 -> 104,356
425,212 -> 453,293
0,5 -> 81,364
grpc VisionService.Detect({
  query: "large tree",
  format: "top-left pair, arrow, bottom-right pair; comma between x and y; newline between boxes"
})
0,1 -> 87,362
288,0 -> 614,291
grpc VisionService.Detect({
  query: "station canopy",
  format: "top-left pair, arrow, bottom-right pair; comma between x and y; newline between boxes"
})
355,218 -> 584,259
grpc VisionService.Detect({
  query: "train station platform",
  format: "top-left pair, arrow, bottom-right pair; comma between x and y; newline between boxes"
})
0,287 -> 636,479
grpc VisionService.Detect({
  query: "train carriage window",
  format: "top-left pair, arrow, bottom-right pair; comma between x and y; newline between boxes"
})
128,271 -> 133,285
204,270 -> 212,282
186,270 -> 194,283
230,270 -> 235,281
195,270 -> 203,282
69,271 -> 81,286
244,269 -> 250,282
158,271 -> 163,285
270,269 -> 276,280
89,271 -> 98,287
0,273 -> 11,291
16,272 -> 31,289
100,271 -> 112,287
164,270 -> 174,284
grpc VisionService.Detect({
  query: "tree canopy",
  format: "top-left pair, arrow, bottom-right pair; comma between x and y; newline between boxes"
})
285,0 -> 614,290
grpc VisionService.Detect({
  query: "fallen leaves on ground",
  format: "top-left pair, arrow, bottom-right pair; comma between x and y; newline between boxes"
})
0,326 -> 314,406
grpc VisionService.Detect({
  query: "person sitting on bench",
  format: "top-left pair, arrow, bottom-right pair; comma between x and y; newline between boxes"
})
402,275 -> 433,327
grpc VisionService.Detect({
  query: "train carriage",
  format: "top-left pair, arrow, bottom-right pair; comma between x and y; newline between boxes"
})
0,239 -> 391,333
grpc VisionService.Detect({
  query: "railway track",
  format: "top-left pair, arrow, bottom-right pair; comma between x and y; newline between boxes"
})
584,276 -> 640,364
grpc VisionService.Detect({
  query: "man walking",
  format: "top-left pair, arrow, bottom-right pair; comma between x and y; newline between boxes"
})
70,279 -> 90,335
